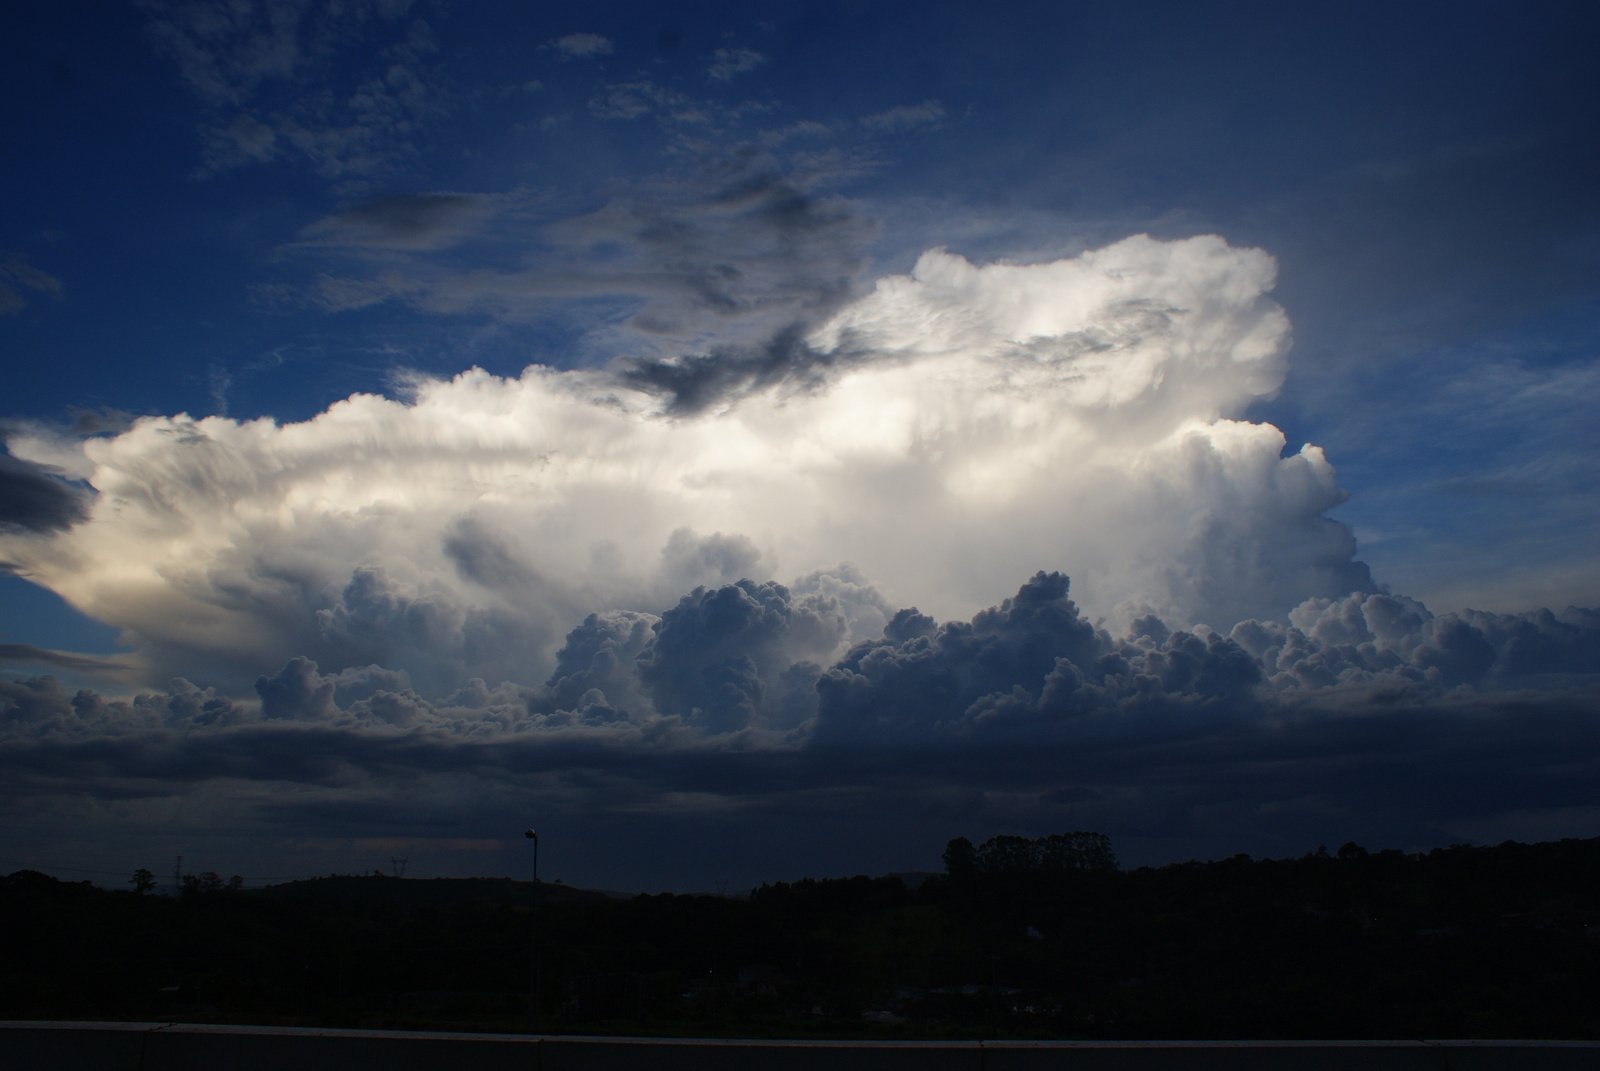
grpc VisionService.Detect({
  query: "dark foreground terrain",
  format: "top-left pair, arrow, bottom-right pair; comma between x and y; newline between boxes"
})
5,835 -> 1598,1038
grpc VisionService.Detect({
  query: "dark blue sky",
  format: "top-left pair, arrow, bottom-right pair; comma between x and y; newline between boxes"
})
0,1 -> 1596,890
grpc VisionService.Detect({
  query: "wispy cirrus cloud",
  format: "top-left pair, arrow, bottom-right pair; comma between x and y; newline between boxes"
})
860,99 -> 946,132
0,253 -> 63,316
588,79 -> 689,121
295,193 -> 498,252
550,32 -> 613,58
0,645 -> 133,682
143,0 -> 449,181
708,47 -> 765,82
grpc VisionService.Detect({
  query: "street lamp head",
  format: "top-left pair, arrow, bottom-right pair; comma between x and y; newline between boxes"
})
524,829 -> 538,840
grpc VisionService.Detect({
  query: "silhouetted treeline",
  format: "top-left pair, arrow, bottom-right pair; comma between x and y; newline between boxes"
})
942,831 -> 1117,879
3,836 -> 1598,1039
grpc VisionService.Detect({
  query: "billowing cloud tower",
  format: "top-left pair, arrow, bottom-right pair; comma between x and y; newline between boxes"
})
2,235 -> 1374,696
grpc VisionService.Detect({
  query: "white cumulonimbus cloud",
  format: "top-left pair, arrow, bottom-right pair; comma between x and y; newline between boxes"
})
2,234 -> 1373,693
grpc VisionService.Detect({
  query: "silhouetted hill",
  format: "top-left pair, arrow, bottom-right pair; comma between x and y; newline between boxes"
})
3,836 -> 1597,1039
254,873 -> 617,908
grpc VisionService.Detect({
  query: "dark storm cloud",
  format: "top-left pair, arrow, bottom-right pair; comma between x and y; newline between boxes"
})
1239,591 -> 1600,692
312,564 -> 558,698
0,673 -> 248,738
636,578 -> 844,731
544,609 -> 658,716
66,408 -> 135,436
553,167 -> 877,376
291,165 -> 878,377
308,172 -> 849,415
602,173 -> 881,413
597,170 -> 870,313
3,572 -> 1597,878
0,675 -> 75,728
0,453 -> 88,533
255,656 -> 337,721
5,683 -> 1590,815
538,568 -> 872,733
815,572 -> 1266,743
5,671 -> 1597,880
619,322 -> 844,414
11,573 -> 1599,753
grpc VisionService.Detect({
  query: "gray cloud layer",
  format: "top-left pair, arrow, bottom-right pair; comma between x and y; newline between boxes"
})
3,569 -> 1595,885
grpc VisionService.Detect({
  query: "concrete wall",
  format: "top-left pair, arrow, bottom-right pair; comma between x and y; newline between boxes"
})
3,1022 -> 1597,1070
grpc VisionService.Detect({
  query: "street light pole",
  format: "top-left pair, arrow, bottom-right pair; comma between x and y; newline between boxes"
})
524,828 -> 539,1033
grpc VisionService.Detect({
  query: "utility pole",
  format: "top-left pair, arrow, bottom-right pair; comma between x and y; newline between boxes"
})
174,855 -> 182,896
390,856 -> 408,878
